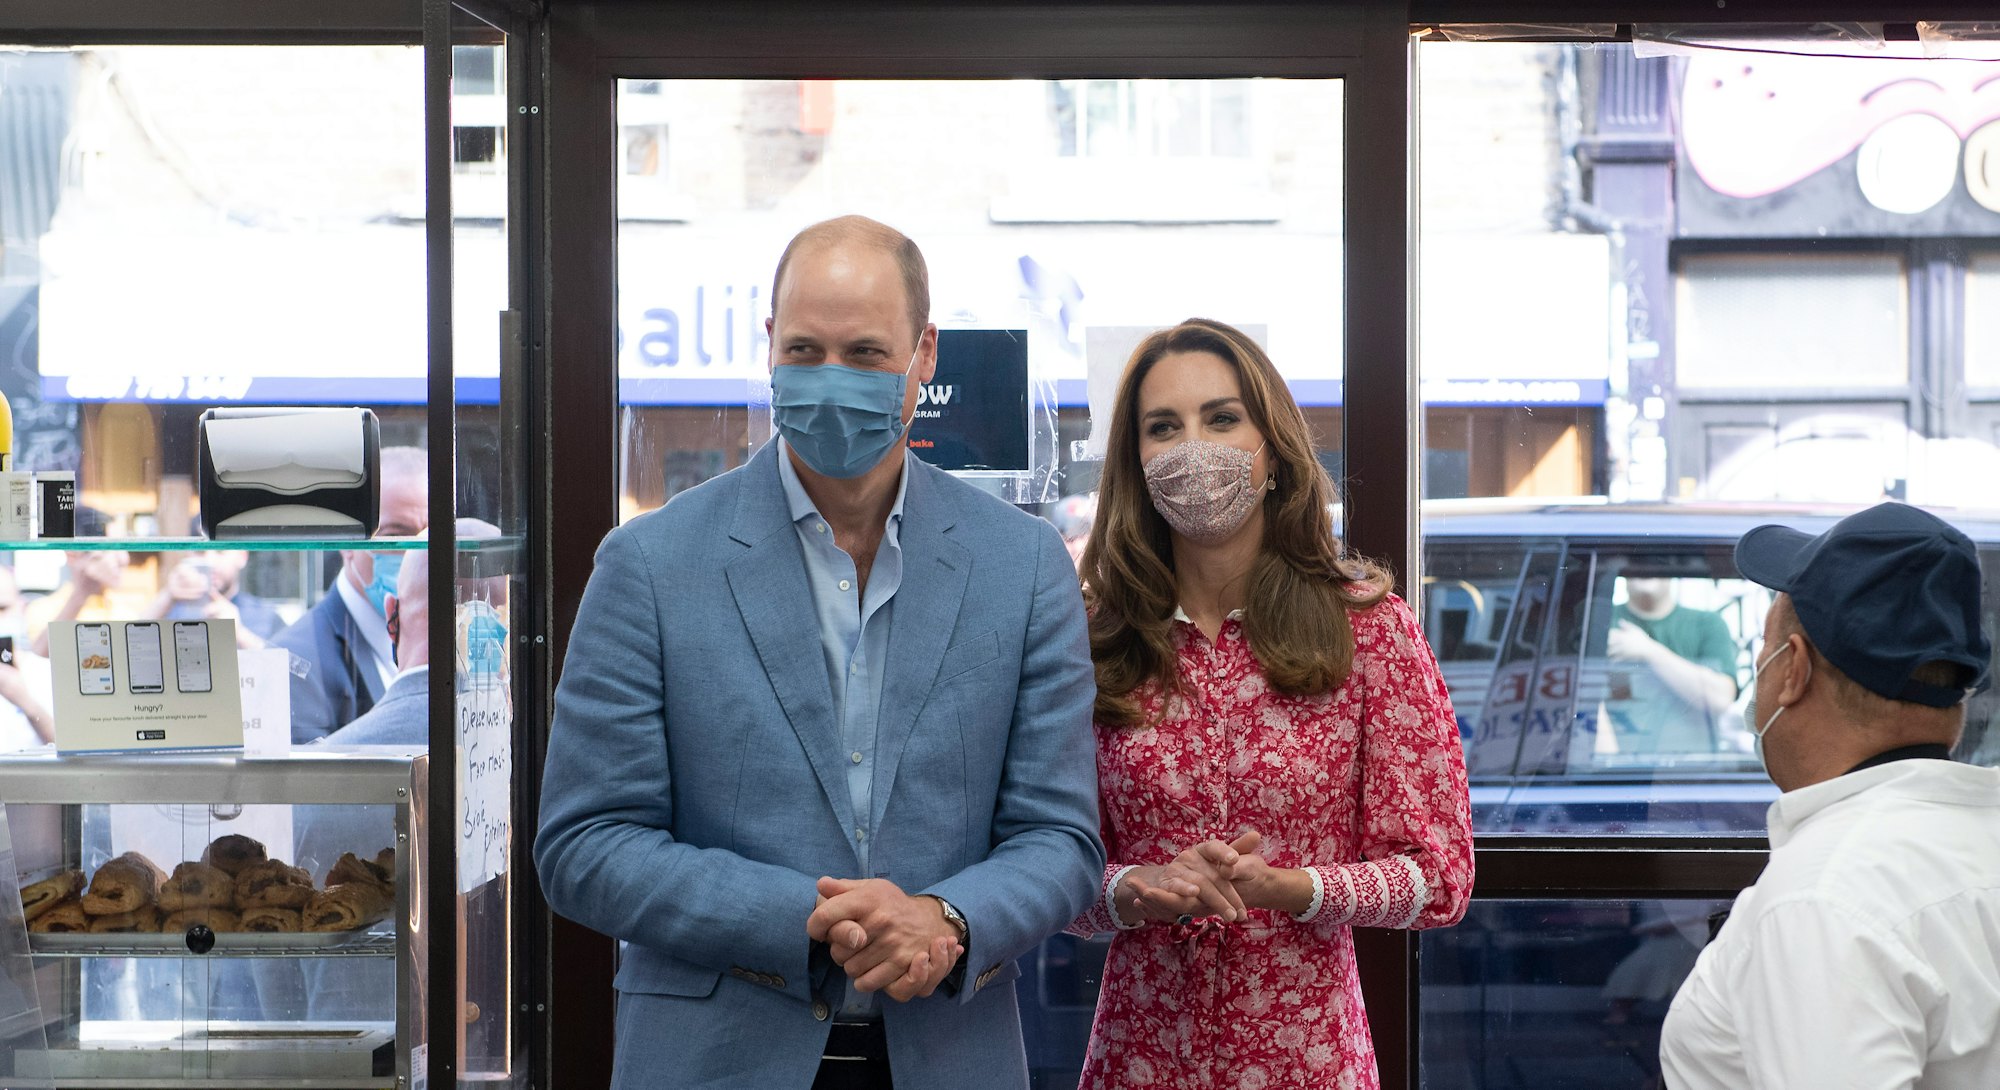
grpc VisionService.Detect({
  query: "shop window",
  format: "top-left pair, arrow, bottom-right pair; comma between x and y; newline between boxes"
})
1415,31 -> 2000,853
1422,899 -> 1736,1090
615,76 -> 1342,529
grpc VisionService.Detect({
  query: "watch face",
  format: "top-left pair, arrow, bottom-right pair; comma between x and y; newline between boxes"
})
937,898 -> 967,936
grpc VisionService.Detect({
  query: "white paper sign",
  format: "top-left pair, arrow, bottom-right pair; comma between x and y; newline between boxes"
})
238,648 -> 292,758
456,683 -> 511,893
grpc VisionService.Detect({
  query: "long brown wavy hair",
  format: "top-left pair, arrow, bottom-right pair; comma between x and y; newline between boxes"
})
1080,318 -> 1392,727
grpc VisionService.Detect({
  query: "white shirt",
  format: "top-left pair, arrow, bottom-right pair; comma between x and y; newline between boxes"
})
334,571 -> 398,693
1661,759 -> 2000,1090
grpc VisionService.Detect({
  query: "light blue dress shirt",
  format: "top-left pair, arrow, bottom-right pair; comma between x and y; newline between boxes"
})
776,440 -> 908,1016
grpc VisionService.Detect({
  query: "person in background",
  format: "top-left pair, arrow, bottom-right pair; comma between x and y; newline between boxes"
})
1660,503 -> 2000,1089
1046,492 -> 1097,570
269,447 -> 429,743
537,215 -> 1102,1089
24,549 -> 140,658
0,567 -> 54,748
293,520 -> 502,1020
1603,577 -> 1740,754
1067,318 -> 1474,1090
146,550 -> 286,650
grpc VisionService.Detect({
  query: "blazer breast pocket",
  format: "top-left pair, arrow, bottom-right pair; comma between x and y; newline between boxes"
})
935,631 -> 1000,686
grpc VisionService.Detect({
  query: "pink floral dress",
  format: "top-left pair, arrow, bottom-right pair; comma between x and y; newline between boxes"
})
1069,593 -> 1474,1090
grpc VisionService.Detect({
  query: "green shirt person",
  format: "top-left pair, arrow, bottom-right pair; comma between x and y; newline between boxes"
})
1605,579 -> 1739,755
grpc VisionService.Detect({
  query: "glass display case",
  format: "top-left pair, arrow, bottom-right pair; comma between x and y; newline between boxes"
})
0,749 -> 426,1088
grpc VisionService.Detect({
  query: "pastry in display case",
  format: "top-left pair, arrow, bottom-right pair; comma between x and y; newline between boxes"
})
0,749 -> 427,1088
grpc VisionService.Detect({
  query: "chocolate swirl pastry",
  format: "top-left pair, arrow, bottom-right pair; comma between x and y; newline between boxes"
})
81,852 -> 166,916
163,906 -> 240,933
326,850 -> 394,891
240,906 -> 302,933
159,862 -> 237,911
201,835 -> 268,877
304,882 -> 392,932
21,870 -> 85,922
234,860 -> 315,910
28,899 -> 88,933
87,907 -> 162,934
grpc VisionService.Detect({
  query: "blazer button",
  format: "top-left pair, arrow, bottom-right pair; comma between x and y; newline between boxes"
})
811,1000 -> 831,1021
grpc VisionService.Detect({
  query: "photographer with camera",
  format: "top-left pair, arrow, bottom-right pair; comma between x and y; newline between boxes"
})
145,550 -> 285,650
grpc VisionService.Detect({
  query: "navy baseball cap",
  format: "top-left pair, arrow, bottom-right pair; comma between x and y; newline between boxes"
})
1735,503 -> 1991,707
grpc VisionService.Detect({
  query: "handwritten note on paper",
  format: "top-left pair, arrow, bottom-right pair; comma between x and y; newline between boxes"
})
239,648 -> 292,758
456,682 -> 512,893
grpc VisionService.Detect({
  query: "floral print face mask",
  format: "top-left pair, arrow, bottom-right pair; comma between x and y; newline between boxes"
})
1143,439 -> 1270,544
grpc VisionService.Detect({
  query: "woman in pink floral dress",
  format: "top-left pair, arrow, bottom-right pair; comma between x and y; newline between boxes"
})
1069,319 -> 1474,1090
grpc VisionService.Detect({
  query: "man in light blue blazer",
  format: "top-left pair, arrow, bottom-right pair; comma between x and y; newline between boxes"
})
536,215 -> 1103,1089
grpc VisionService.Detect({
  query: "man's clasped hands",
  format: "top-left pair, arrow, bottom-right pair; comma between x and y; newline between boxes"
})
806,877 -> 966,1003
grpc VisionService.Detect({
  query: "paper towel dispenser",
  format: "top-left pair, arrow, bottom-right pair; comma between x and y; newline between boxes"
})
196,407 -> 381,540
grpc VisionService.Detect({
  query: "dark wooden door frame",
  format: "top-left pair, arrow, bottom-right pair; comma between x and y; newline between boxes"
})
542,4 -> 1399,1085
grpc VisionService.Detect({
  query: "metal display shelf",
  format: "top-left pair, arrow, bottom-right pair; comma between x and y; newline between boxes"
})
29,927 -> 395,959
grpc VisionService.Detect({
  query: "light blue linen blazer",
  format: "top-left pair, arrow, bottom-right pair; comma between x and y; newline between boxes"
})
535,441 -> 1103,1089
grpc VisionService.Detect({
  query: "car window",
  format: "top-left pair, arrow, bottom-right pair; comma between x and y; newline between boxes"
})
1422,545 -> 1533,749
1574,551 -> 1769,775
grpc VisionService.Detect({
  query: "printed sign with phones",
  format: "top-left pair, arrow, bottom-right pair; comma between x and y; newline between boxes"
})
50,620 -> 243,752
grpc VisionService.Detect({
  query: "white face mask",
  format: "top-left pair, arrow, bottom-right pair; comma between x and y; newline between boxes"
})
1746,641 -> 1810,772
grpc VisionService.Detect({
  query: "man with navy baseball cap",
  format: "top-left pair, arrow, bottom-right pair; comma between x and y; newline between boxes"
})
1662,502 -> 2000,1090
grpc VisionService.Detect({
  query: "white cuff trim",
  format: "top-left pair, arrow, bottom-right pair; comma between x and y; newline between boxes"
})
1393,854 -> 1427,929
1292,866 -> 1327,923
1107,865 -> 1143,930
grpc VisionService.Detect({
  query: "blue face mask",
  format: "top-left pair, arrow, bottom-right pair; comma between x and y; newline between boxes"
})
769,340 -> 922,479
364,552 -> 403,619
459,599 -> 508,688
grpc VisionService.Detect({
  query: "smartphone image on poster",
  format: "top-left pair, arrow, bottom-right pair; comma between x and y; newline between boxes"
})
125,622 -> 166,695
172,621 -> 213,694
75,623 -> 115,696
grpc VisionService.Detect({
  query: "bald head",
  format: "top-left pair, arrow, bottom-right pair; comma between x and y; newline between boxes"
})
771,215 -> 929,341
388,518 -> 503,671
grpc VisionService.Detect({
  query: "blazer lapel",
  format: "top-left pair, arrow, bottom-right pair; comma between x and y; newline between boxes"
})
724,444 -> 861,843
870,462 -> 970,830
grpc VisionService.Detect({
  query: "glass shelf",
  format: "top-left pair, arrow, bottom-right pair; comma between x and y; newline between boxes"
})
0,536 -> 521,552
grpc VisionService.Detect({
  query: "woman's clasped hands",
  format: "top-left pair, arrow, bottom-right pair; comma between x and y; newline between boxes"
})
1113,831 -> 1316,925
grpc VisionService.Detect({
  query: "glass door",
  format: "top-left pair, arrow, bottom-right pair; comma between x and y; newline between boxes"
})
425,1 -> 536,1086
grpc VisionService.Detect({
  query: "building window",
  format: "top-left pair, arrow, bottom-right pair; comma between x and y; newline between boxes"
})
1047,79 -> 1252,160
1967,252 -> 2000,390
1676,252 -> 1908,390
617,81 -> 690,222
992,78 -> 1282,224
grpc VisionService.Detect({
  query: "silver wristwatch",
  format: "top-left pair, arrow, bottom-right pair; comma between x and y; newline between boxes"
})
925,894 -> 969,944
